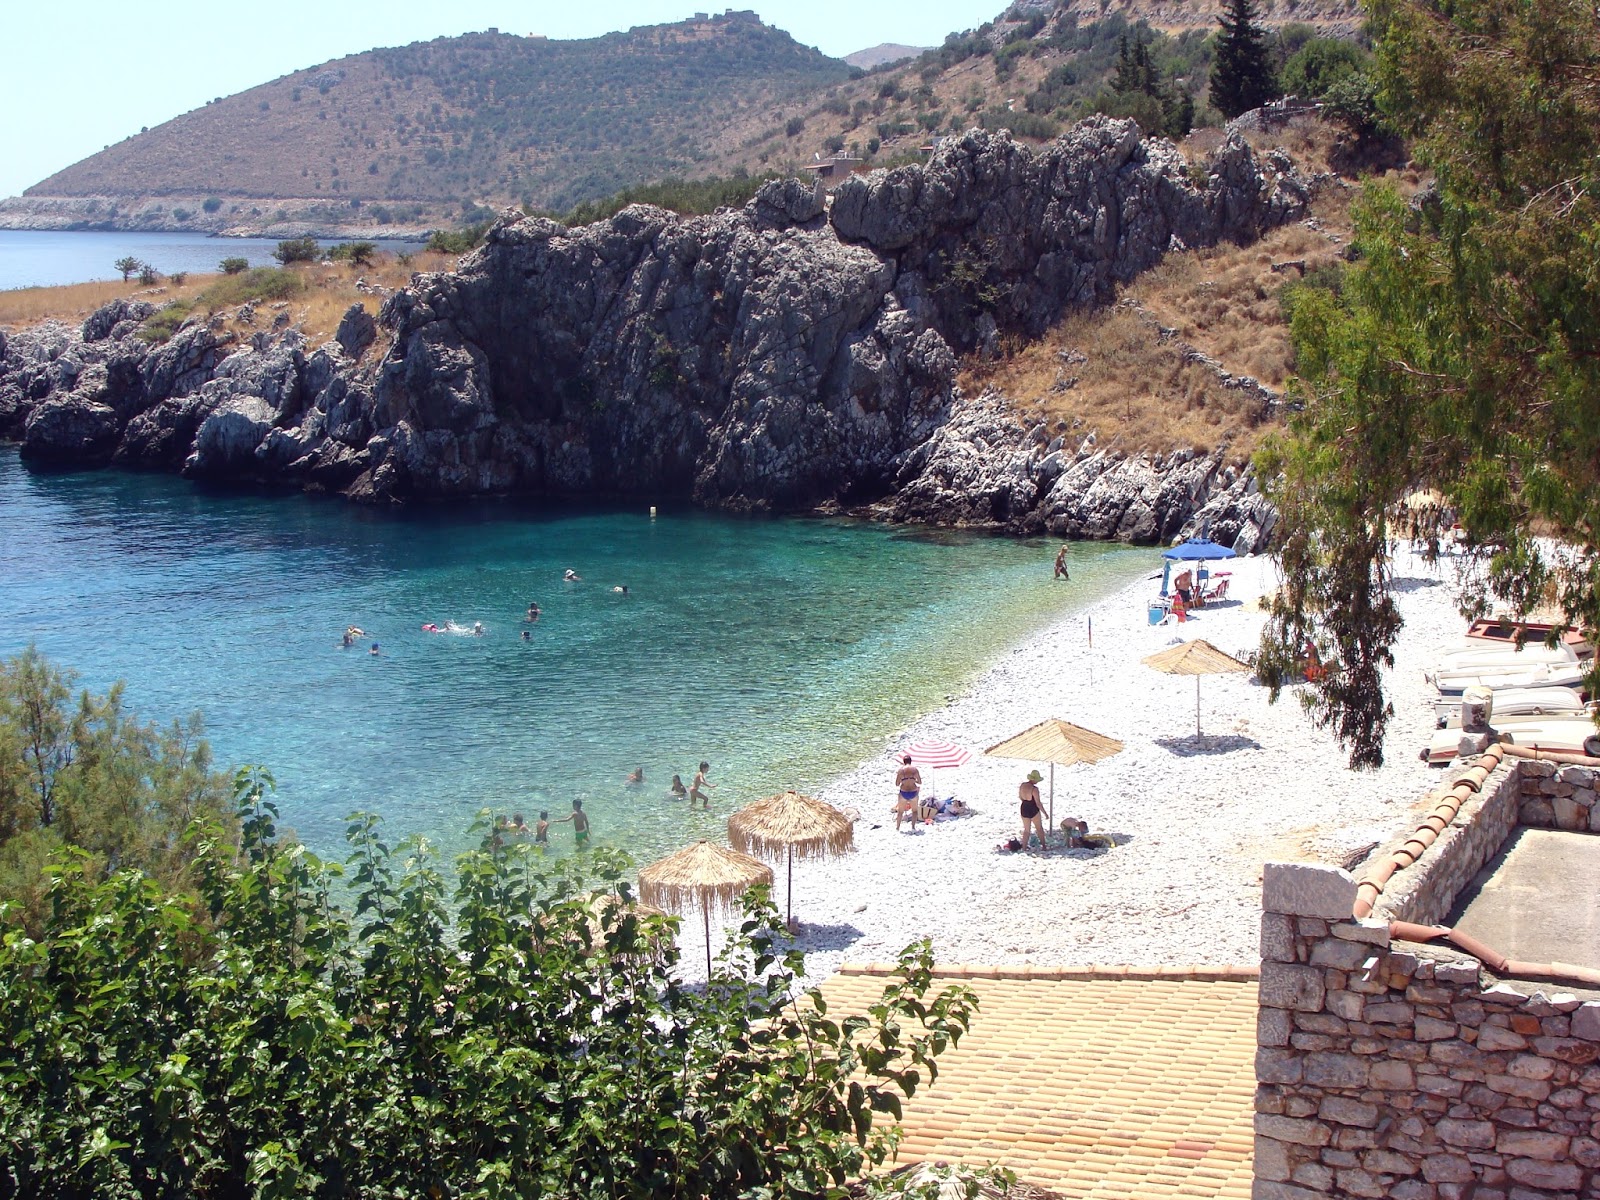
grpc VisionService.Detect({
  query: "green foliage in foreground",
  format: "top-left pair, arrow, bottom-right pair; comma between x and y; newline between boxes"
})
0,771 -> 977,1199
0,648 -> 228,925
1257,0 -> 1600,767
218,256 -> 249,275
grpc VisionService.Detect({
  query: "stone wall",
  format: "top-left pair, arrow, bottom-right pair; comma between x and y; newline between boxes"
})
1369,762 -> 1521,928
1518,761 -> 1600,833
1255,756 -> 1600,1200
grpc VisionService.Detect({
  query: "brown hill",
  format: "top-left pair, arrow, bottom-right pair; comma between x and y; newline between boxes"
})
844,44 -> 930,69
25,13 -> 851,214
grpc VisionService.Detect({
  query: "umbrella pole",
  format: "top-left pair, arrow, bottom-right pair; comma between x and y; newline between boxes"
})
1196,675 -> 1203,737
704,905 -> 713,980
787,846 -> 794,928
1048,762 -> 1055,832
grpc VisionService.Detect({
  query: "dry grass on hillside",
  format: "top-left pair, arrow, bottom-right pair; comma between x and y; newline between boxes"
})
0,252 -> 435,345
964,189 -> 1357,465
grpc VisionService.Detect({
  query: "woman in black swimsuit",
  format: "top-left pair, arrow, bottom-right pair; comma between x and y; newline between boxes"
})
1019,771 -> 1048,849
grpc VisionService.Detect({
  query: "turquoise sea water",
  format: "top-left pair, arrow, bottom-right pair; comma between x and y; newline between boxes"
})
0,450 -> 1146,865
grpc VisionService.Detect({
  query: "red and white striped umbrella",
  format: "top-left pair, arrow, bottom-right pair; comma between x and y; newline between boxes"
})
894,739 -> 973,770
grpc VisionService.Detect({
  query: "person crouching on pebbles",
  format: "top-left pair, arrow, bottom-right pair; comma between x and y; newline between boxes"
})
894,754 -> 923,832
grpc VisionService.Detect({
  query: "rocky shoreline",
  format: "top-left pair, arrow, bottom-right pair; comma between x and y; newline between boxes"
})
0,120 -> 1305,552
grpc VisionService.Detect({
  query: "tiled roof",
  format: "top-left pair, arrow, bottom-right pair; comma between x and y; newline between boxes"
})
822,968 -> 1259,1199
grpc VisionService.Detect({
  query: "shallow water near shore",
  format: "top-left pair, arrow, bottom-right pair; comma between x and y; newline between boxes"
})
0,450 -> 1147,866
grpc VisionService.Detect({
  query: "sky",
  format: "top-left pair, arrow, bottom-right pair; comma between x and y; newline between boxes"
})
0,1 -> 1003,200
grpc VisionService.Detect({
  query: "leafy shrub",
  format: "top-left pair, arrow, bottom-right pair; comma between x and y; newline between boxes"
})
169,271 -> 188,286
202,196 -> 223,213
0,773 -> 977,1198
113,255 -> 142,282
785,115 -> 806,137
136,303 -> 193,343
424,222 -> 491,253
172,207 -> 193,222
271,236 -> 320,264
1280,37 -> 1372,98
218,256 -> 249,275
199,266 -> 304,307
137,264 -> 159,286
328,240 -> 377,265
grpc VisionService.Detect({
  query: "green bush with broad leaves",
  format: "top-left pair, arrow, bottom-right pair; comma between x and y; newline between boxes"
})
0,767 -> 978,1199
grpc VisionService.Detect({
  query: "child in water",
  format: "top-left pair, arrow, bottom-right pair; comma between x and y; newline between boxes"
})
669,774 -> 687,799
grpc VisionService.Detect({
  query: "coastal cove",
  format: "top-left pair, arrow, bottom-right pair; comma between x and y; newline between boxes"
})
0,230 -> 420,291
0,449 -> 1148,866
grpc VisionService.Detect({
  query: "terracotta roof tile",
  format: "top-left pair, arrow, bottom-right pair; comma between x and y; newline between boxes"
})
822,970 -> 1258,1199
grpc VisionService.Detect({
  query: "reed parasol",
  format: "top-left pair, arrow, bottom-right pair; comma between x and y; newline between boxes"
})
1142,638 -> 1250,736
727,790 -> 854,927
986,718 -> 1124,829
638,840 -> 773,977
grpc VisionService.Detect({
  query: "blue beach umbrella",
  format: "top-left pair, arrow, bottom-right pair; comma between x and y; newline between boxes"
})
1161,538 -> 1237,597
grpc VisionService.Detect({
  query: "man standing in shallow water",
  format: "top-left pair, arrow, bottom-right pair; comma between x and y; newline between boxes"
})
553,799 -> 590,847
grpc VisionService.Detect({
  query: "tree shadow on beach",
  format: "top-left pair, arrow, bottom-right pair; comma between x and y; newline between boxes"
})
1154,733 -> 1263,756
786,922 -> 865,954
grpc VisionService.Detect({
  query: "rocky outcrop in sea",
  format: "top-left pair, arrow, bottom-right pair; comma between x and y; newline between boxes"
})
0,120 -> 1307,551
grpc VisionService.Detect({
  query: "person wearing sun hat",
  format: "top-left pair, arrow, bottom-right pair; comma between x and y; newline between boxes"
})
1019,770 -> 1047,849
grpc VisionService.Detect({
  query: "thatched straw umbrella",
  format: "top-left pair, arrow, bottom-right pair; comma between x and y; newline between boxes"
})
987,718 -> 1125,829
638,840 -> 773,977
1142,638 -> 1251,736
727,790 -> 854,927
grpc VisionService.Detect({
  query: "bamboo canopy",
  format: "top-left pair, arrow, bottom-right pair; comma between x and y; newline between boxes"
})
986,719 -> 1125,768
1141,639 -> 1251,736
1142,639 -> 1250,677
728,790 -> 854,862
638,840 -> 773,977
728,790 -> 854,926
986,719 -> 1125,829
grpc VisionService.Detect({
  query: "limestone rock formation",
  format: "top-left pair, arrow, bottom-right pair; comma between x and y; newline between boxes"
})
0,121 -> 1307,548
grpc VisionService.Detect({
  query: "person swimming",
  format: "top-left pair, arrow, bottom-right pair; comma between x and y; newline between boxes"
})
520,630 -> 531,642
611,585 -> 629,594
369,643 -> 381,655
471,622 -> 485,637
422,623 -> 440,633
626,766 -> 644,785
525,602 -> 541,621
563,569 -> 581,582
669,774 -> 687,798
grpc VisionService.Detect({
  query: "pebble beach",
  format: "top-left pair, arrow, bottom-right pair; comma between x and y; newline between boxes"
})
762,547 -> 1470,981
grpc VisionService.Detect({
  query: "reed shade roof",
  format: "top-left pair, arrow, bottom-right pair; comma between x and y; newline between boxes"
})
986,719 -> 1125,829
985,719 -> 1125,768
638,840 -> 773,977
1141,638 -> 1251,736
727,790 -> 855,926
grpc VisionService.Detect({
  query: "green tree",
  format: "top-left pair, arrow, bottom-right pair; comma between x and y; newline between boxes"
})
218,256 -> 249,275
0,648 -> 228,924
1279,37 -> 1370,99
328,240 -> 377,265
113,255 -> 142,282
272,236 -> 320,264
1209,0 -> 1281,118
1257,0 -> 1600,767
0,775 -> 977,1197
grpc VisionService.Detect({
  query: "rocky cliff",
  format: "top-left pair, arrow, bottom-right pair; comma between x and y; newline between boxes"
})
0,121 -> 1306,551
